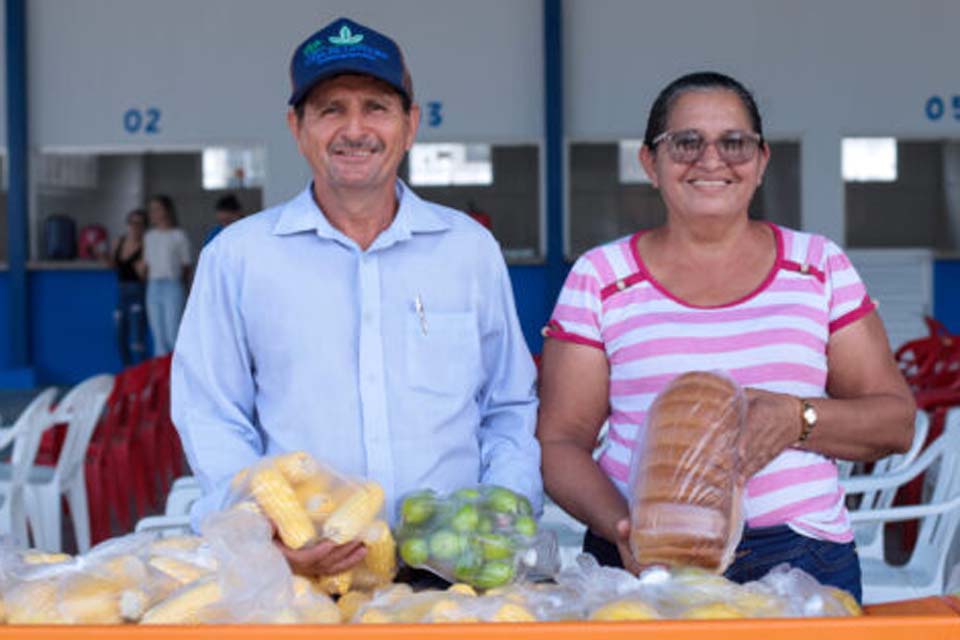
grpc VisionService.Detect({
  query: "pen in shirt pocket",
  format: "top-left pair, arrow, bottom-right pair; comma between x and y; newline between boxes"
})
414,294 -> 428,335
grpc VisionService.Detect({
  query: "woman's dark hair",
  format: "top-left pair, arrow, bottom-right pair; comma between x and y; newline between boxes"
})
215,194 -> 242,213
126,208 -> 148,226
643,72 -> 764,148
149,194 -> 179,227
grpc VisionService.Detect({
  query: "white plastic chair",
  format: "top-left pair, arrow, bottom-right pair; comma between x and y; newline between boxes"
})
539,498 -> 587,570
0,388 -> 59,547
840,410 -> 930,561
137,475 -> 199,533
133,474 -> 200,537
842,407 -> 960,604
24,374 -> 114,553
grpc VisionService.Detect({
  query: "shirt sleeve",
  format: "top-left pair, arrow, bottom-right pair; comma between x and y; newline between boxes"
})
823,239 -> 876,334
171,239 -> 264,531
474,241 -> 544,516
542,253 -> 604,349
178,229 -> 193,266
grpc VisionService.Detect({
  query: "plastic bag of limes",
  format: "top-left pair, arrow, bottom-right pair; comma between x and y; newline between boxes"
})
395,486 -> 556,589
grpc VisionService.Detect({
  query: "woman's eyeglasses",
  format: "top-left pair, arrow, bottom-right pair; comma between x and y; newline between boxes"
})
652,129 -> 763,165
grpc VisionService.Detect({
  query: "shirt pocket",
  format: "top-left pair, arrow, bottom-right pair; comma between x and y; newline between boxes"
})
406,310 -> 482,397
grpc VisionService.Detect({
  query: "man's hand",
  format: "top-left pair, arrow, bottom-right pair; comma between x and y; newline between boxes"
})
275,538 -> 367,578
738,388 -> 803,482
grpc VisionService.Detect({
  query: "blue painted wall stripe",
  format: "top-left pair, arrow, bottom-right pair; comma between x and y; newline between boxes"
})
5,0 -> 31,367
542,0 -> 567,348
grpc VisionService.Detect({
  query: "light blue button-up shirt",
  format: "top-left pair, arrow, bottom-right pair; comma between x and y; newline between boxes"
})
171,182 -> 542,531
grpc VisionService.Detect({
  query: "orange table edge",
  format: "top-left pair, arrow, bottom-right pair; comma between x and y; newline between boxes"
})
1,596 -> 958,639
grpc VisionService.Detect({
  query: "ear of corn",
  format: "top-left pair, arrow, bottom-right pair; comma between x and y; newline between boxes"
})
323,482 -> 384,543
149,556 -> 212,586
141,578 -> 222,624
490,602 -> 537,622
337,590 -> 372,621
5,580 -> 60,624
313,570 -> 352,596
360,521 -> 396,584
57,575 -> 125,624
273,451 -> 321,484
250,467 -> 316,549
447,583 -> 478,597
22,551 -> 72,565
295,477 -> 337,523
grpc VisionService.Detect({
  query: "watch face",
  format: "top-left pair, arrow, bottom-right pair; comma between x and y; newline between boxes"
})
802,405 -> 818,425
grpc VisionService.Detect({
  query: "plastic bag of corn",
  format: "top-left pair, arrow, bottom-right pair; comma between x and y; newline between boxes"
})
1,533 -> 178,624
223,452 -> 396,594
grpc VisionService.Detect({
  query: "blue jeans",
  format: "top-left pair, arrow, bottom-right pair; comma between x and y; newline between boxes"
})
583,524 -> 863,604
146,278 -> 185,356
723,525 -> 862,604
115,281 -> 147,366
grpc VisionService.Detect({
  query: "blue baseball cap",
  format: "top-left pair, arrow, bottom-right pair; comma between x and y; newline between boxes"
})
288,17 -> 413,107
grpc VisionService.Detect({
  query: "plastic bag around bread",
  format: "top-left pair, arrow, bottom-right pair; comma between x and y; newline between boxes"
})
627,371 -> 747,573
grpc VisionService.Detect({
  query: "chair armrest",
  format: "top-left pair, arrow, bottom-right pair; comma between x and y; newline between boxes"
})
848,494 -> 960,524
134,514 -> 193,536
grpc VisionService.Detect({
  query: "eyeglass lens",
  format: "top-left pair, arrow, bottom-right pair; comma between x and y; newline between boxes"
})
666,130 -> 759,165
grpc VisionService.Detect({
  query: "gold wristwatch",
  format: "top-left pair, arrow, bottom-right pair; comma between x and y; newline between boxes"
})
798,399 -> 818,443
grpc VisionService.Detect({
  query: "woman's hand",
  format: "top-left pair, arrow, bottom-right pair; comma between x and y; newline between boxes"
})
738,388 -> 802,482
614,518 -> 645,575
275,538 -> 367,578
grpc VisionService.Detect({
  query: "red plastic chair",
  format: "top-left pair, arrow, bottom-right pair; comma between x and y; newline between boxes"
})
84,378 -> 125,543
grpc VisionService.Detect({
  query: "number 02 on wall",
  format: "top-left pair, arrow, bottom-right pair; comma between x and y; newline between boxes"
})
123,108 -> 162,134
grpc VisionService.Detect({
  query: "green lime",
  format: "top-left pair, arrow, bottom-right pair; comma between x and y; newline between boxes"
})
453,546 -> 483,582
399,537 -> 429,567
517,495 -> 533,517
400,491 -> 436,525
453,487 -> 481,502
514,515 -> 537,537
485,486 -> 521,514
450,504 -> 480,532
478,517 -> 493,533
478,534 -> 515,560
474,561 -> 516,589
429,529 -> 462,560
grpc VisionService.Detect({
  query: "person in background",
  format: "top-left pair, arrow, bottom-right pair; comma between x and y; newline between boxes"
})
203,194 -> 244,247
104,208 -> 148,366
143,194 -> 192,356
536,71 -> 915,603
172,17 -> 541,582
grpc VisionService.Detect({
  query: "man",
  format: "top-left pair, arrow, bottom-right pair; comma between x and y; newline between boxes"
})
171,17 -> 541,578
203,194 -> 244,246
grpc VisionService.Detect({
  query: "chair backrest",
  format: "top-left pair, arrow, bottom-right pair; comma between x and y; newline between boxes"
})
51,374 -> 115,484
8,388 -> 60,486
913,409 -> 960,583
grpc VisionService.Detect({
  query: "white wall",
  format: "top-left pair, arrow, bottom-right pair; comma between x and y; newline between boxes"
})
565,0 -> 960,243
28,0 -> 544,207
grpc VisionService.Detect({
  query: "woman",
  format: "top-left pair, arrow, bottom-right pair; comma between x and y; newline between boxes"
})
143,194 -> 192,356
105,208 -> 148,366
536,72 -> 915,603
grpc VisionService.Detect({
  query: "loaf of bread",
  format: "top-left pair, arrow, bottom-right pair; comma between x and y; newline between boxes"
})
628,371 -> 745,572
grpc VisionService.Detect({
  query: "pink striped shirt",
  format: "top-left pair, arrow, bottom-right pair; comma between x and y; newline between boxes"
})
546,224 -> 875,543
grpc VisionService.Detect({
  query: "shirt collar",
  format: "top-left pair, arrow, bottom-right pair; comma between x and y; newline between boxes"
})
272,180 -> 451,248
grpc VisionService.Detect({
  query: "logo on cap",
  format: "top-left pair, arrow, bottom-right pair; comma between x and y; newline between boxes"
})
328,24 -> 364,46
